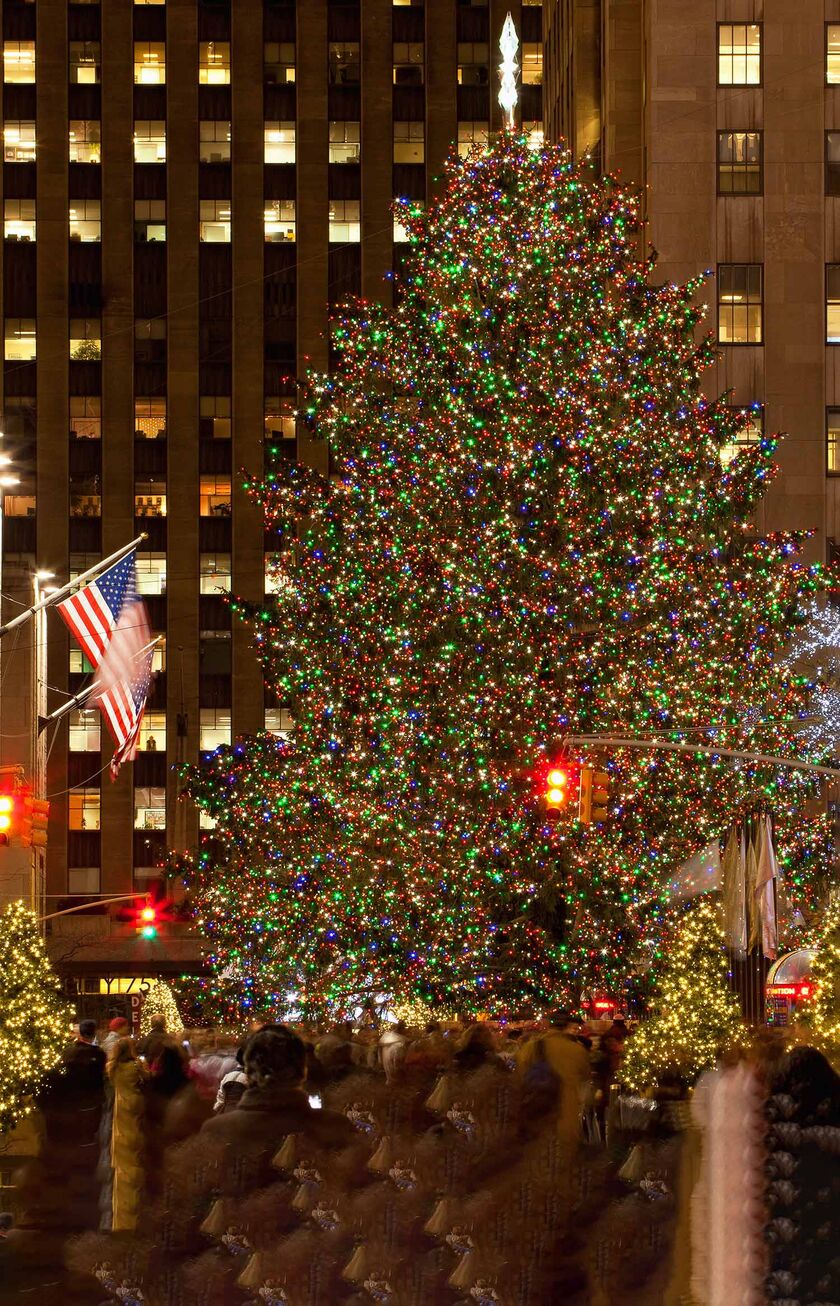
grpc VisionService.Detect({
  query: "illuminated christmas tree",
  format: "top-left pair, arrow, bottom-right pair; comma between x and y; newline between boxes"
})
621,897 -> 745,1092
0,900 -> 73,1133
139,978 -> 182,1037
799,893 -> 840,1054
180,133 -> 826,1020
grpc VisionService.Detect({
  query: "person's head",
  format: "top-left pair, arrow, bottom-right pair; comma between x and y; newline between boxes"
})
243,1024 -> 306,1091
148,1013 -> 166,1034
546,1010 -> 579,1034
424,1021 -> 441,1035
394,1021 -> 407,1036
315,1039 -> 353,1077
454,1023 -> 496,1068
107,1037 -> 138,1075
78,1018 -> 97,1043
108,1017 -> 129,1037
149,1039 -> 188,1089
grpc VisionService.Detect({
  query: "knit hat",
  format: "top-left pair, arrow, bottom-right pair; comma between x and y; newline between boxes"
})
109,1017 -> 129,1032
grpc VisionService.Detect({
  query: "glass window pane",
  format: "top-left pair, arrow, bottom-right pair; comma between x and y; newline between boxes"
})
827,409 -> 840,473
829,25 -> 840,84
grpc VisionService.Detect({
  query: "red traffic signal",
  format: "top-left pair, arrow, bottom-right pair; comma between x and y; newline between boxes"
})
0,787 -> 50,848
137,901 -> 158,938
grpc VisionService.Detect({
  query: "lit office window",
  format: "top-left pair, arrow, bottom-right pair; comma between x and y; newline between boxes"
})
199,121 -> 231,163
199,396 -> 231,439
136,0 -> 165,5
69,41 -> 101,84
521,42 -> 543,85
199,200 -> 231,242
135,397 -> 166,439
828,26 -> 840,83
200,552 -> 231,594
199,40 -> 230,84
4,121 -> 36,161
393,42 -> 424,85
69,120 -> 101,163
457,42 -> 489,86
139,713 -> 166,750
151,639 -> 166,674
329,41 -> 360,85
4,200 -> 35,242
457,121 -> 489,158
69,200 -> 101,242
828,409 -> 840,474
264,400 -> 295,442
135,479 -> 167,517
265,708 -> 293,737
70,476 -> 101,517
4,41 -> 35,84
69,788 -> 100,830
134,42 -> 165,84
717,131 -> 761,194
524,120 -> 544,150
329,200 -> 361,243
264,200 -> 296,242
265,121 -> 295,163
720,404 -> 763,467
70,396 -> 101,439
134,200 -> 166,242
4,319 -> 36,361
828,266 -> 840,342
135,787 -> 165,829
394,121 -> 424,164
135,552 -> 167,595
69,709 -> 100,752
718,264 -> 762,344
265,554 -> 284,594
70,318 -> 102,360
827,133 -> 840,196
264,41 -> 295,84
199,475 -> 232,515
718,24 -> 760,86
134,120 -> 165,163
329,120 -> 360,164
200,709 -> 231,752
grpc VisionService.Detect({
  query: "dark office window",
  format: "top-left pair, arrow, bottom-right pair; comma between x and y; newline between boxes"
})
717,131 -> 761,194
827,132 -> 840,196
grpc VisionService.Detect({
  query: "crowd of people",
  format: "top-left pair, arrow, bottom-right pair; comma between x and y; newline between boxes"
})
0,1009 -> 837,1305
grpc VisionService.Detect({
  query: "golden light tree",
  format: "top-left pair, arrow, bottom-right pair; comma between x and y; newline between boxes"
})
799,893 -> 840,1054
0,899 -> 73,1132
139,978 -> 182,1036
621,896 -> 745,1092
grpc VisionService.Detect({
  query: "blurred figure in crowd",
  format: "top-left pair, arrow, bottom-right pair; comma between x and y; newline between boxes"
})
136,1012 -> 168,1064
107,1038 -> 147,1232
100,1016 -> 129,1059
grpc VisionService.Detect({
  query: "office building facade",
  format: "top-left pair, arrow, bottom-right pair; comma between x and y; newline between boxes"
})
0,0 -> 543,994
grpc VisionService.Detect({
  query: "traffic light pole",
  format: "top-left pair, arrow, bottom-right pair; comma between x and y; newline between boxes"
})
31,574 -> 48,918
565,734 -> 840,779
40,893 -> 147,923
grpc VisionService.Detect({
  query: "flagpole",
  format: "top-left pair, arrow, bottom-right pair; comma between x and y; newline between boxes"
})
37,635 -> 160,733
0,533 -> 147,640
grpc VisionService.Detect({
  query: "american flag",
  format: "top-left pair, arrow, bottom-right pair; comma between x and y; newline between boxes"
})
57,550 -> 155,778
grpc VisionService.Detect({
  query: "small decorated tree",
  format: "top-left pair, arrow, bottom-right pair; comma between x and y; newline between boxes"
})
621,896 -> 744,1092
799,893 -> 840,1054
140,978 -> 182,1037
0,900 -> 73,1132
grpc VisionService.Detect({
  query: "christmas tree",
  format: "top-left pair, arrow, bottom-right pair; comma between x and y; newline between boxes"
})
0,900 -> 73,1132
180,132 -> 825,1020
621,896 -> 745,1091
799,893 -> 840,1054
139,978 -> 182,1037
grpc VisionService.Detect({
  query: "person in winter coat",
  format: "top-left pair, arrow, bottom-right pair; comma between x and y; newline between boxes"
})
198,1024 -> 354,1198
101,1016 -> 130,1060
136,1012 -> 168,1064
107,1038 -> 147,1231
378,1021 -> 410,1082
516,1011 -> 590,1149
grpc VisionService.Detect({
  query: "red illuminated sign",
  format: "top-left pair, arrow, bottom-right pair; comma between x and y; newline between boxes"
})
766,982 -> 812,999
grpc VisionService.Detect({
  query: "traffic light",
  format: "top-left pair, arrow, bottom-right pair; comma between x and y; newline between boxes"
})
542,761 -> 579,821
27,797 -> 50,848
579,764 -> 610,824
0,793 -> 13,845
137,901 -> 158,939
